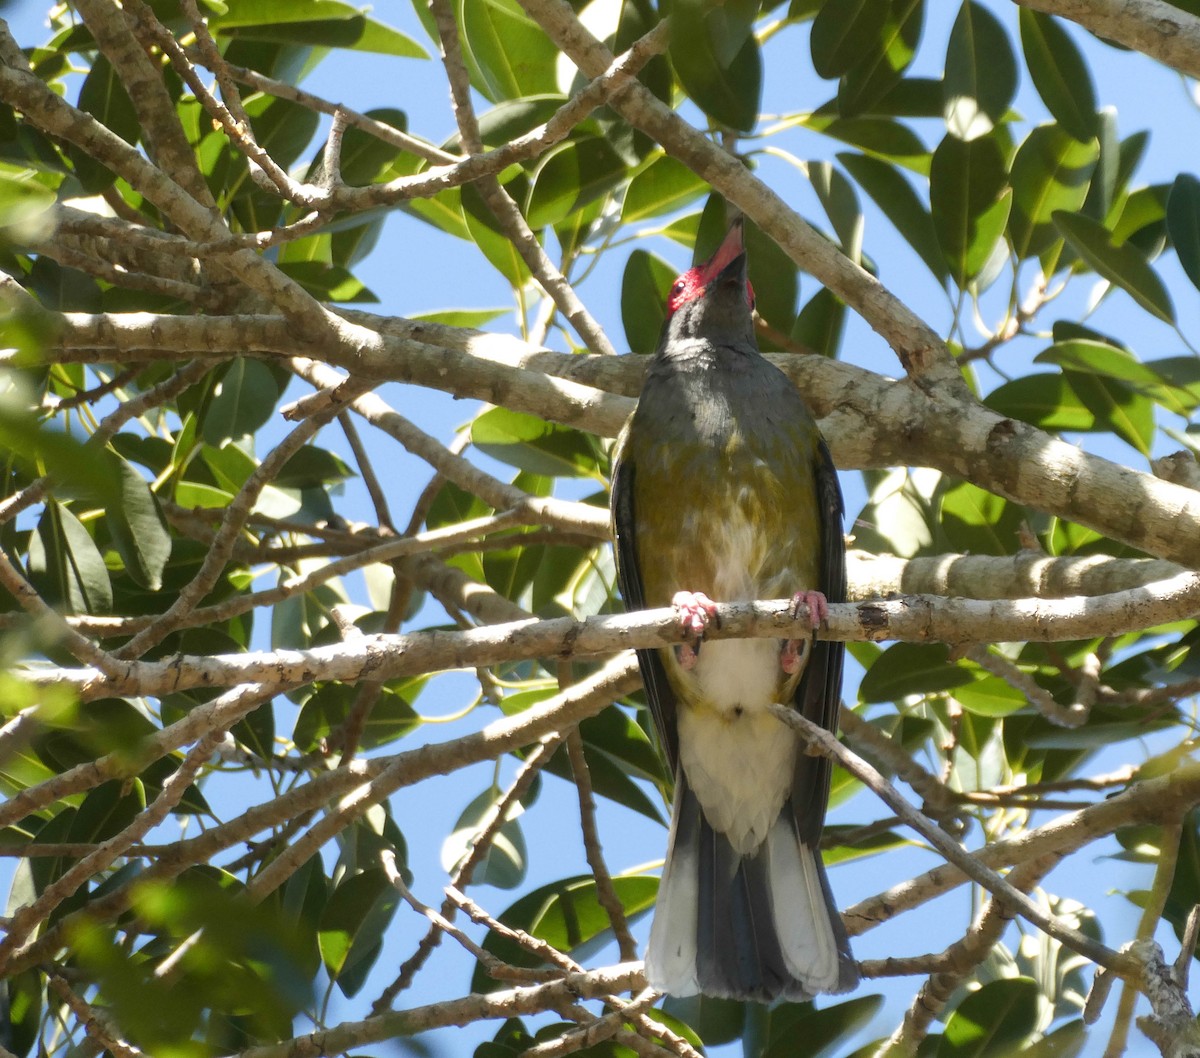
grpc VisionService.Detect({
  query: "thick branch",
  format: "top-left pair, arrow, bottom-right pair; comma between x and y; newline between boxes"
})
1012,0 -> 1200,79
22,575 -> 1200,699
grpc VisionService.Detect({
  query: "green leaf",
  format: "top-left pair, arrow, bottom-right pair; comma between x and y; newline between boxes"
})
472,874 -> 658,992
622,153 -> 708,223
836,0 -> 924,117
1063,370 -> 1155,456
335,108 -> 409,185
460,0 -> 561,101
1081,107 -> 1119,222
859,643 -> 973,703
293,680 -> 423,753
938,977 -> 1040,1056
222,16 -> 408,52
1007,124 -> 1098,261
839,151 -> 947,281
939,480 -> 1024,555
809,161 -> 863,262
1034,339 -> 1165,388
811,0 -> 888,80
758,994 -> 885,1058
0,159 -> 56,232
792,287 -> 847,358
943,1 -> 1017,140
474,96 -> 567,149
67,55 -> 139,192
29,501 -> 113,615
201,358 -> 282,445
461,183 -> 531,286
670,0 -> 762,132
214,0 -> 367,27
853,468 -> 936,558
525,136 -> 627,230
984,373 -> 1095,431
1019,10 -> 1098,143
1111,183 -> 1170,248
803,113 -> 931,172
930,131 -> 1011,285
442,787 -> 527,889
953,675 -> 1029,717
621,249 -> 676,354
107,458 -> 172,591
275,446 -> 356,489
2,969 -> 44,1058
1168,172 -> 1200,292
472,408 -> 600,477
1052,209 -> 1176,323
1023,1021 -> 1087,1058
541,705 -> 667,823
318,868 -> 400,989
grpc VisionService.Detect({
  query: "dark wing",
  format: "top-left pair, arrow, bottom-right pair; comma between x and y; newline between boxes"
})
789,436 -> 846,846
611,435 -> 681,770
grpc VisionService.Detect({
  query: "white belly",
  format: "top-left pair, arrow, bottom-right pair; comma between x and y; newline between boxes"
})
677,666 -> 799,855
670,507 -> 807,854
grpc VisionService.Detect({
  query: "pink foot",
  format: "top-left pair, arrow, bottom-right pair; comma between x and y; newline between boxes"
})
781,590 -> 827,675
790,590 -> 828,629
672,590 -> 718,671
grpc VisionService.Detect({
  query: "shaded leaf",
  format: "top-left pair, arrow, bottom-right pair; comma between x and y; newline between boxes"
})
67,56 -> 138,193
460,0 -> 561,100
837,0 -> 924,117
1063,370 -> 1155,456
107,458 -> 172,591
839,151 -> 947,281
939,480 -> 1024,555
811,0 -> 888,80
462,183 -> 532,286
938,977 -> 1039,1056
930,131 -> 1011,285
621,249 -> 676,354
1053,209 -> 1175,323
984,373 -> 1095,431
526,136 -> 626,229
943,1 -> 1017,140
318,868 -> 400,992
442,788 -> 527,889
793,287 -> 847,359
859,643 -> 973,703
622,153 -> 707,223
670,0 -> 762,131
29,501 -> 113,615
757,994 -> 885,1058
472,874 -> 658,992
1168,172 -> 1200,292
201,358 -> 282,445
472,408 -> 601,477
1019,10 -> 1098,143
802,113 -> 931,172
1008,124 -> 1098,261
810,161 -> 863,263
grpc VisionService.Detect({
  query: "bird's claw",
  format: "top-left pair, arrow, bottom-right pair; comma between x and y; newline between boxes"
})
781,590 -> 827,675
672,590 -> 718,671
789,590 -> 829,629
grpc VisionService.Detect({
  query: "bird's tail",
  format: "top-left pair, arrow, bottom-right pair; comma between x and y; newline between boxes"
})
645,773 -> 857,1002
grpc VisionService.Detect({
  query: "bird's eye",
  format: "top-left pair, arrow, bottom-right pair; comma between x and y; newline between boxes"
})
670,278 -> 685,295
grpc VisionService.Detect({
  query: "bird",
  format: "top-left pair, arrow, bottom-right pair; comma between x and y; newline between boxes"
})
610,217 -> 857,1002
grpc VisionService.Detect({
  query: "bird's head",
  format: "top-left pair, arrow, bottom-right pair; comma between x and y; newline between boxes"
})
662,218 -> 757,347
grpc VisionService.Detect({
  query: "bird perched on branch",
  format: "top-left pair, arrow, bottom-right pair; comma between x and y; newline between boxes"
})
611,217 -> 857,1002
